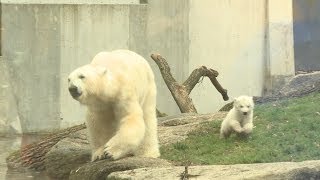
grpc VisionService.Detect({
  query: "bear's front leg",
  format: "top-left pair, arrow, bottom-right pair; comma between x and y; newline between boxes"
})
242,122 -> 253,134
104,102 -> 145,160
220,128 -> 232,139
91,146 -> 105,162
229,120 -> 244,133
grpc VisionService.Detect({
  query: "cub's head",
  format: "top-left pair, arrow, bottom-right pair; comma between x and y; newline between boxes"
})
67,65 -> 107,105
233,95 -> 254,115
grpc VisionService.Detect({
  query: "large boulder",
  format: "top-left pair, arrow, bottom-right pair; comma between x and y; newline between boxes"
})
44,129 -> 91,180
279,71 -> 320,96
158,112 -> 226,146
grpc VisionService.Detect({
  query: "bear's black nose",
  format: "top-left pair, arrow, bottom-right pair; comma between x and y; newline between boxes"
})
68,85 -> 81,98
243,112 -> 248,115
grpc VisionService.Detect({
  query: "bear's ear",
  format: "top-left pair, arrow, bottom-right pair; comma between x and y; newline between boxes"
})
96,66 -> 108,75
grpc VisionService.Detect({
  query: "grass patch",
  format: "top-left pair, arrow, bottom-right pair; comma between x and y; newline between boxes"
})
160,92 -> 320,165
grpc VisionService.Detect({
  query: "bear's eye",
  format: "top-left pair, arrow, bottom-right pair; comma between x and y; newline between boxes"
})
247,105 -> 250,108
240,105 -> 244,108
67,78 -> 70,82
79,74 -> 85,79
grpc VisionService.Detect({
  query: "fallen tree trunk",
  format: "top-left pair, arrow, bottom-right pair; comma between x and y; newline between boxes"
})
151,54 -> 229,113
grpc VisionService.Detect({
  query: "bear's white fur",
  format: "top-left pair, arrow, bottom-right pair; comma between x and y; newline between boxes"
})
220,95 -> 254,139
67,49 -> 160,161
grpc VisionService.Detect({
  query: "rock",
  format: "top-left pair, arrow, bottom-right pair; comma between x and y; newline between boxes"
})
44,129 -> 91,180
158,112 -> 226,146
219,72 -> 320,110
218,102 -> 234,112
108,160 -> 320,180
6,113 -> 224,178
279,71 -> 320,96
158,112 -> 225,126
69,157 -> 172,180
45,113 -> 223,179
156,108 -> 168,117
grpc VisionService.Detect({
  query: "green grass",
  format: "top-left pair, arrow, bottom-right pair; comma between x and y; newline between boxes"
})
160,92 -> 320,165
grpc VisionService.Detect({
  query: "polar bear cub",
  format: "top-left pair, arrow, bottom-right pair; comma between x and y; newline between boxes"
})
220,95 -> 254,139
67,49 -> 160,161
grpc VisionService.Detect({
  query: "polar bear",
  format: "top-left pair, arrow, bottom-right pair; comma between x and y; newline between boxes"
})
67,49 -> 160,161
220,95 -> 254,139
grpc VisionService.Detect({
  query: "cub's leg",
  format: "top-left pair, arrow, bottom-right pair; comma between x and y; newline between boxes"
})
243,122 -> 253,134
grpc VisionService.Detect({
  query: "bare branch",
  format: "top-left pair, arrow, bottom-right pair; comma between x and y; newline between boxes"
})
183,66 -> 219,94
151,54 -> 197,113
151,53 -> 228,113
207,75 -> 229,101
150,54 -> 179,90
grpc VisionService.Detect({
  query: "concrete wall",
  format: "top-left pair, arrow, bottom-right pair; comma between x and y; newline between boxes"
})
59,1 -> 190,127
144,0 -> 190,115
293,0 -> 320,71
2,4 -> 61,132
0,57 -> 21,134
189,0 -> 267,113
59,5 -> 133,127
1,0 -> 295,133
264,0 -> 295,93
1,0 -> 190,131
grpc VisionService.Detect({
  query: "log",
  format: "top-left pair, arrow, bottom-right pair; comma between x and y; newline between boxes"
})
151,54 -> 229,113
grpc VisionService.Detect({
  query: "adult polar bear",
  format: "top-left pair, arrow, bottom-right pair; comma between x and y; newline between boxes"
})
68,49 -> 160,161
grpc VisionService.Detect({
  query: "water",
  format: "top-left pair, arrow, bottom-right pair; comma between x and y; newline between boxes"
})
0,135 -> 50,180
0,136 -> 21,180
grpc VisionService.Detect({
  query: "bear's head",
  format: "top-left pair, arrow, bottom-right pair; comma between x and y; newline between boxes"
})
233,95 -> 254,116
67,65 -> 109,105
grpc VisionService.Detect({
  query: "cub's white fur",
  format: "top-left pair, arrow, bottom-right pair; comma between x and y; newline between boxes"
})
220,95 -> 254,139
68,49 -> 160,161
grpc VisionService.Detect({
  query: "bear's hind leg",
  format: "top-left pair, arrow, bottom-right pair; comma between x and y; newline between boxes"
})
220,127 -> 232,139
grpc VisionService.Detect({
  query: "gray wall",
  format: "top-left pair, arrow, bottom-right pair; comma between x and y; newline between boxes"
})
293,0 -> 320,72
144,0 -> 190,115
59,4 -> 133,127
1,1 -> 190,132
2,5 -> 61,132
1,0 -> 295,133
59,1 -> 190,127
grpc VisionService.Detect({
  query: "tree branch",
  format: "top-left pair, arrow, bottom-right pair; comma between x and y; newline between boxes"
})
182,66 -> 228,100
151,54 -> 197,113
150,54 -> 179,90
151,53 -> 229,113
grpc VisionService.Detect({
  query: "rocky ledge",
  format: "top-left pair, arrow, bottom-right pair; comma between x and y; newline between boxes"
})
7,112 -> 226,180
6,72 -> 320,180
108,160 -> 320,180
